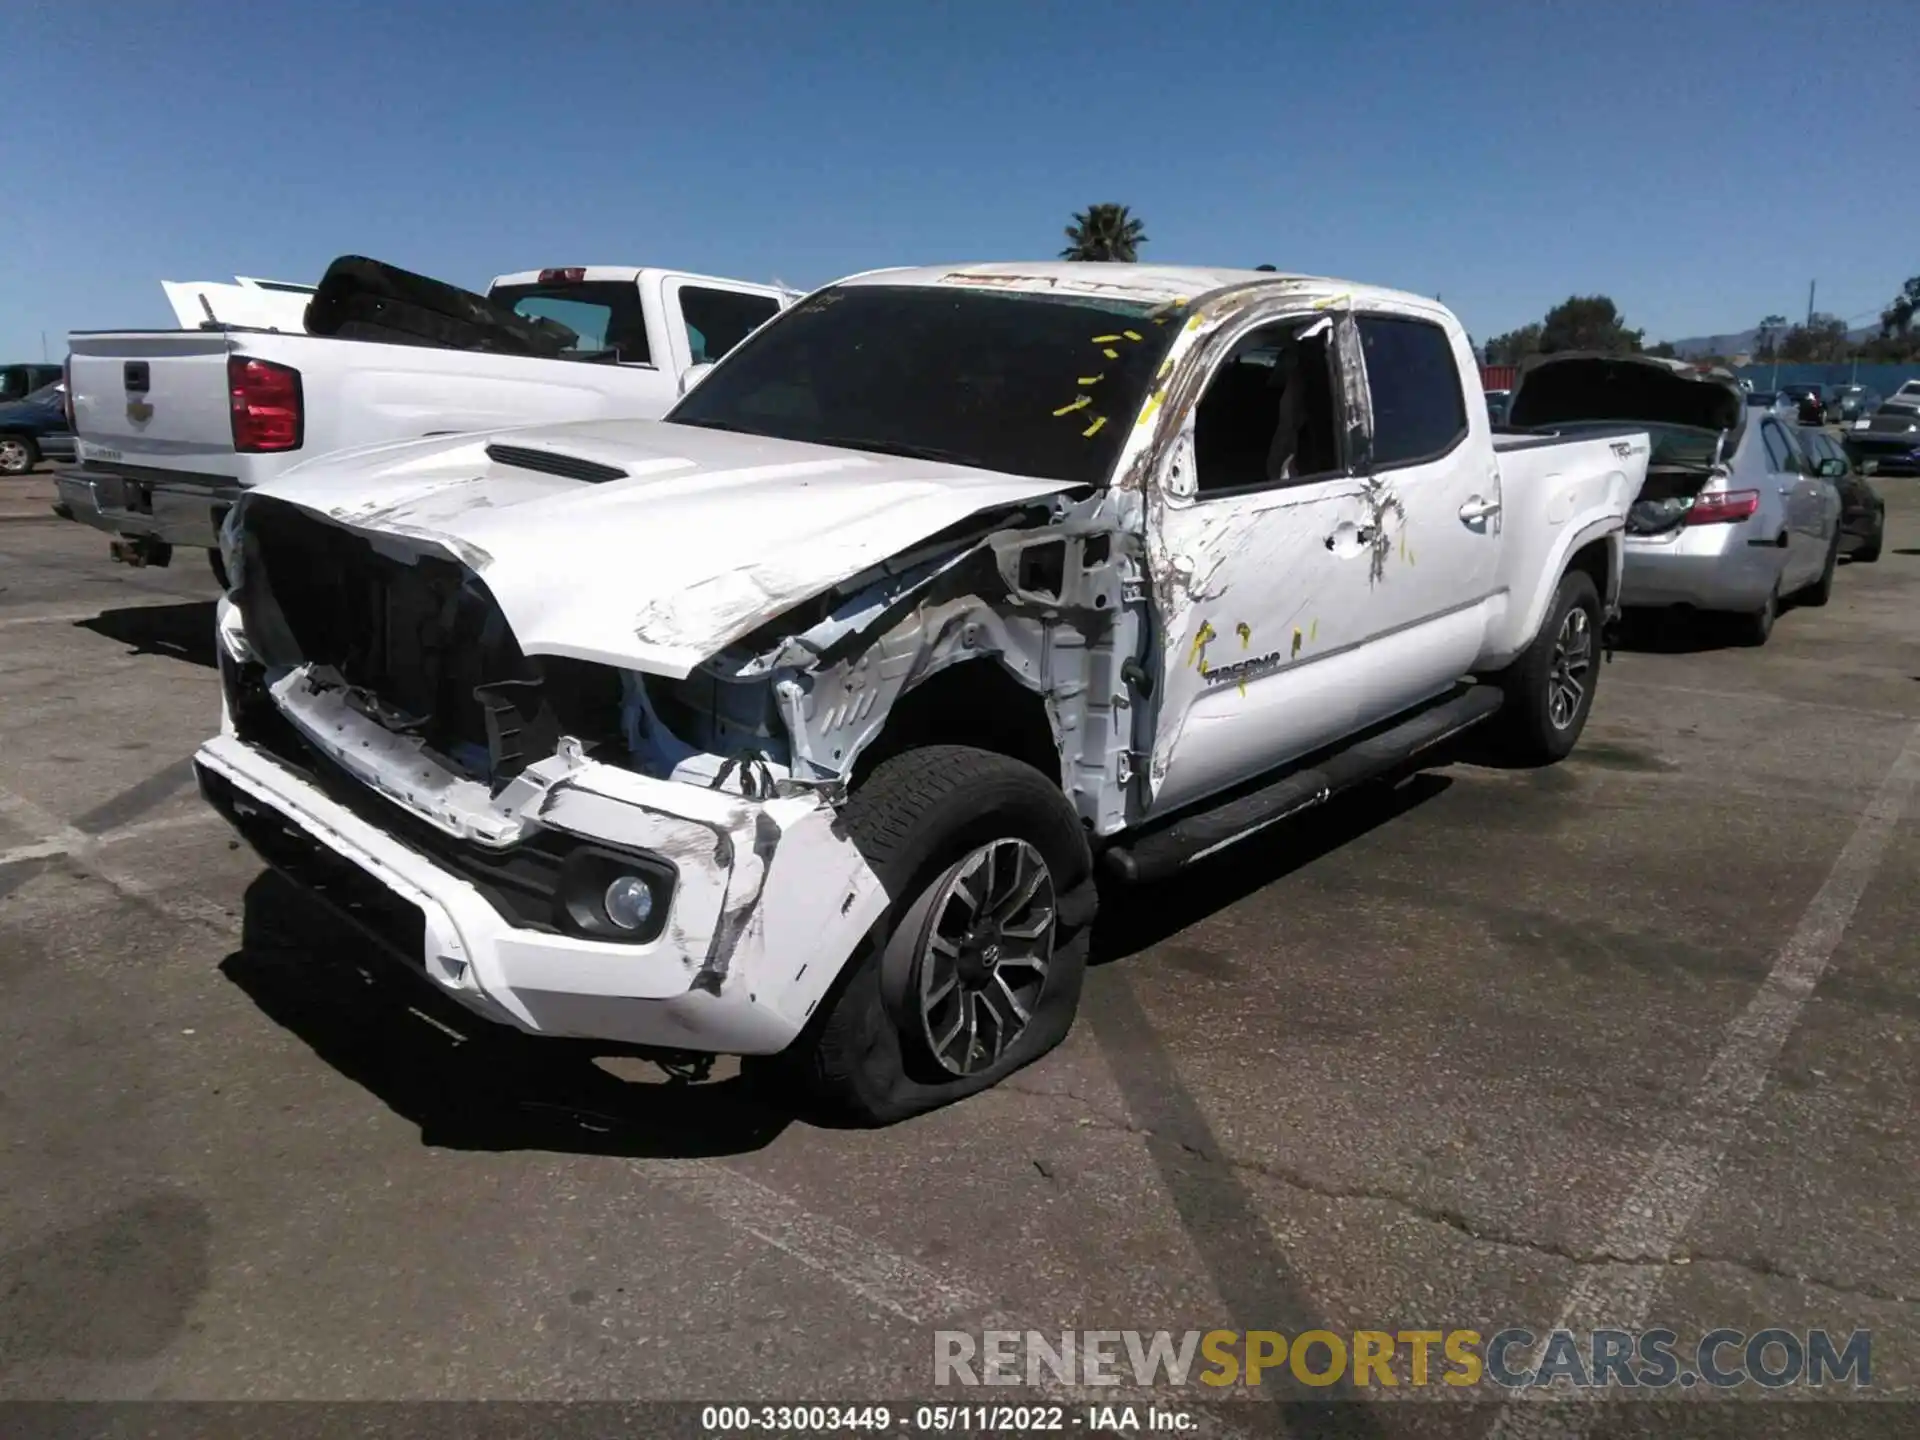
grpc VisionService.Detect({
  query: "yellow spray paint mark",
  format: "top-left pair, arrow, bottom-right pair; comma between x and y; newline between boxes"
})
1053,395 -> 1091,416
1123,329 -> 1143,342
1091,334 -> 1122,344
1236,622 -> 1251,646
1399,532 -> 1406,561
1188,620 -> 1216,670
1187,314 -> 1204,331
1083,415 -> 1108,438
1407,545 -> 1416,566
1078,375 -> 1105,387
1102,348 -> 1120,359
1310,618 -> 1318,641
1291,628 -> 1303,657
1312,292 -> 1353,310
1135,392 -> 1164,427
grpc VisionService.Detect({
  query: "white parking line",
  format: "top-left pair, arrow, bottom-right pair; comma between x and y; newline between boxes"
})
0,784 -> 236,932
652,1160 -> 1255,1422
1487,721 -> 1920,1436
0,602 -> 187,631
0,807 -> 221,867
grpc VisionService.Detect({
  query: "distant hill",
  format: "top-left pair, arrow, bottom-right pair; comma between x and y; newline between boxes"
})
1664,326 -> 1878,359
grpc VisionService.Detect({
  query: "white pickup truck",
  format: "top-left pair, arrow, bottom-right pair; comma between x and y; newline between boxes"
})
56,262 -> 795,578
194,263 -> 1645,1125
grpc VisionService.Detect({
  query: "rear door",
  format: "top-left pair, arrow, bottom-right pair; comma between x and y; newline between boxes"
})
659,280 -> 785,376
1761,419 -> 1822,585
67,332 -> 237,470
1341,310 -> 1501,728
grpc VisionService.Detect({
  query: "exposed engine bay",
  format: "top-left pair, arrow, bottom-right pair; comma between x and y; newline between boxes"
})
227,485 -> 1146,839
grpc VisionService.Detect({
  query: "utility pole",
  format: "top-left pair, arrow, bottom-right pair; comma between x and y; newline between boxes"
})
40,331 -> 48,362
1805,279 -> 1816,330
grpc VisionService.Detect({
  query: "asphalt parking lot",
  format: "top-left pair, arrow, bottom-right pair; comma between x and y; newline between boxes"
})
2,490 -> 1918,1436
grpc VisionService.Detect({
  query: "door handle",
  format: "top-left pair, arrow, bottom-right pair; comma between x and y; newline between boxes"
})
1324,524 -> 1377,552
1458,496 -> 1501,523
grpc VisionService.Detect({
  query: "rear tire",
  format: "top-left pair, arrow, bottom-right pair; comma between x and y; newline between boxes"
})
1798,531 -> 1840,607
1487,568 -> 1602,764
1855,522 -> 1882,564
0,435 -> 37,475
1733,582 -> 1778,647
762,745 -> 1094,1127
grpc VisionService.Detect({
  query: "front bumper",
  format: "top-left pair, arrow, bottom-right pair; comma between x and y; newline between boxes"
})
1620,522 -> 1784,612
53,464 -> 239,548
195,727 -> 888,1055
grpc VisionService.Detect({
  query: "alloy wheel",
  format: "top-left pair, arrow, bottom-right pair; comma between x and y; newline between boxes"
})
915,838 -> 1056,1076
0,439 -> 30,474
1547,606 -> 1593,731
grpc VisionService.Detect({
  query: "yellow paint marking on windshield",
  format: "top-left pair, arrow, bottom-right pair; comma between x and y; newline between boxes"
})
1136,392 -> 1164,427
1078,375 -> 1105,387
1091,334 -> 1122,344
1102,348 -> 1119,359
1083,415 -> 1108,438
1122,330 -> 1143,341
1053,395 -> 1092,416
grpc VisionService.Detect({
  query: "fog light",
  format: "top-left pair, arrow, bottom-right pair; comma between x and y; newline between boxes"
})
603,875 -> 656,931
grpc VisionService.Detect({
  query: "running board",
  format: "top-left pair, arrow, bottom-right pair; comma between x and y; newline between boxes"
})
1103,683 -> 1505,883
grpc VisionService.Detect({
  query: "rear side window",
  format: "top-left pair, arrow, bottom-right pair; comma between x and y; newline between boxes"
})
1357,316 -> 1468,468
488,281 -> 652,364
1760,421 -> 1796,473
681,287 -> 781,365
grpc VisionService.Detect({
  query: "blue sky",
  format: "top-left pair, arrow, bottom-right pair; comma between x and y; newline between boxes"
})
7,0 -> 1916,360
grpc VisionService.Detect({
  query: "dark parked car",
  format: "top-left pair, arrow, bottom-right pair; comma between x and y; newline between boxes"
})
1800,426 -> 1884,562
0,381 -> 74,475
1842,405 -> 1920,478
1780,384 -> 1827,425
1831,385 -> 1881,423
0,363 -> 62,405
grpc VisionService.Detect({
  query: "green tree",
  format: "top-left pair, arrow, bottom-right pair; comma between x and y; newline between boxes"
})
1647,340 -> 1678,359
1754,314 -> 1788,361
1879,275 -> 1919,341
1483,323 -> 1542,366
1060,204 -> 1147,262
1539,295 -> 1643,354
1779,314 -> 1849,363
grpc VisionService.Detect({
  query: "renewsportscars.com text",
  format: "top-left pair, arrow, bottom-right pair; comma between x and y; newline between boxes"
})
934,1328 -> 1871,1391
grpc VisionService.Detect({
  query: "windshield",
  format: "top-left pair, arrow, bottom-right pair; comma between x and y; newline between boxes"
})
665,284 -> 1187,487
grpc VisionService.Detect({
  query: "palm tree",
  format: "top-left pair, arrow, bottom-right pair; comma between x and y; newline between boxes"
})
1060,204 -> 1147,262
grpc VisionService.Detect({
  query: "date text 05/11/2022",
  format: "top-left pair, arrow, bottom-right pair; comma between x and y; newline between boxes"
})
699,1404 -> 1199,1432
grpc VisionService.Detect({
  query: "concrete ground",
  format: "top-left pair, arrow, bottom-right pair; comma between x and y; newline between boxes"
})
1,489 -> 1917,1437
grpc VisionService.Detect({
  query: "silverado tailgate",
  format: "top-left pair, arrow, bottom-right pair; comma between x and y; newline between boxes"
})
67,331 -> 237,471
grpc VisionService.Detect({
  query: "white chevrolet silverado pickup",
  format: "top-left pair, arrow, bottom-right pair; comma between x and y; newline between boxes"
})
56,262 -> 794,579
193,263 -> 1646,1124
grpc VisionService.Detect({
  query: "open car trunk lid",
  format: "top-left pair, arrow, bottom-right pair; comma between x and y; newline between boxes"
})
1508,354 -> 1744,537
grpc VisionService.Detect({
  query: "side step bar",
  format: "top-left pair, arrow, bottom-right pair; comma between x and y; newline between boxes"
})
1103,683 -> 1505,883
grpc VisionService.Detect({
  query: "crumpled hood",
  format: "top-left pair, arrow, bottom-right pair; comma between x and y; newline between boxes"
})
248,417 -> 1075,678
1507,353 -> 1743,435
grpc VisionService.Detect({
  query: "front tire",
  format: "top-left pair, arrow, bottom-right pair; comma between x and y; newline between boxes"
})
770,745 -> 1094,1126
0,435 -> 37,475
1488,568 -> 1602,764
1855,520 -> 1882,564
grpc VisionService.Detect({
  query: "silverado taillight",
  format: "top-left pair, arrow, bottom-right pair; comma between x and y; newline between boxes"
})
1684,489 -> 1761,525
229,356 -> 303,452
62,356 -> 74,430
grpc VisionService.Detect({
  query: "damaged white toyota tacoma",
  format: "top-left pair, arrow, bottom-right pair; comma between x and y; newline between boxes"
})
194,263 -> 1648,1124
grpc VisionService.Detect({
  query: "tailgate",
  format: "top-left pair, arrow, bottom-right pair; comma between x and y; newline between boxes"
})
67,332 -> 238,471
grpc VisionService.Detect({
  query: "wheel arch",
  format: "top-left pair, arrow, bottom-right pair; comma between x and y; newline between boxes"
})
848,657 -> 1064,794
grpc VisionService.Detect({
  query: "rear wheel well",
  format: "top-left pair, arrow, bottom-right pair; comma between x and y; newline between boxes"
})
850,660 -> 1062,793
1567,536 -> 1613,608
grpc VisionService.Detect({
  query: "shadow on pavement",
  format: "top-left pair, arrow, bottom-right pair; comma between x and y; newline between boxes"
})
221,870 -> 794,1159
78,600 -> 217,669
